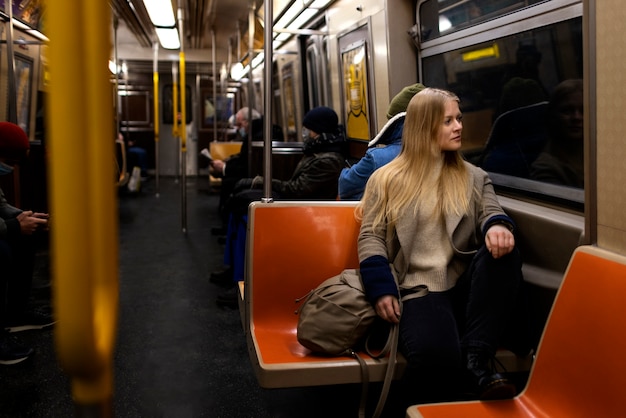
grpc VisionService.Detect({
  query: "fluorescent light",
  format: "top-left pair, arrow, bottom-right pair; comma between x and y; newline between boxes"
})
287,8 -> 317,30
230,62 -> 245,81
109,60 -> 118,74
275,2 -> 301,29
143,0 -> 176,27
309,0 -> 332,8
252,52 -> 264,68
155,27 -> 180,49
11,18 -> 49,41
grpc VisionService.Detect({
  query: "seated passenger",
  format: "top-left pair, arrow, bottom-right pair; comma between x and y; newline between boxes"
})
126,136 -> 149,180
357,89 -> 522,405
211,106 -> 348,307
208,107 -> 261,233
529,79 -> 584,188
0,122 -> 55,365
338,83 -> 426,200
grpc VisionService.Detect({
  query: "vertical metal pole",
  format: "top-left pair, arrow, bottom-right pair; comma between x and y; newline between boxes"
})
178,6 -> 187,233
113,17 -> 120,133
212,29 -> 217,142
262,0 -> 274,201
247,1 -> 255,176
5,0 -> 17,125
153,42 -> 160,197
172,62 -> 179,183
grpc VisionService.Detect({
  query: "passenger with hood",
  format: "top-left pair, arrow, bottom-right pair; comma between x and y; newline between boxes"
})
338,83 -> 426,200
240,105 -> 347,199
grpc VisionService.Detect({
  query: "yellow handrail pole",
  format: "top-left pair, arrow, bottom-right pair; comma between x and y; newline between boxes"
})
178,7 -> 187,233
48,0 -> 118,416
172,63 -> 179,182
153,42 -> 160,197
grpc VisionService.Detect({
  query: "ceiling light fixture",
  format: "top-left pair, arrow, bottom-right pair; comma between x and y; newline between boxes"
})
142,0 -> 180,49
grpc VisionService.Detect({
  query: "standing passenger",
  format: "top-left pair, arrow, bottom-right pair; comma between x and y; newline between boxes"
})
357,89 -> 522,403
339,83 -> 426,200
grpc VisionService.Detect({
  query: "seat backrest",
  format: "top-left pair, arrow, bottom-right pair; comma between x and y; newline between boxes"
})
479,101 -> 549,177
245,201 -> 360,331
209,141 -> 242,160
522,245 -> 626,415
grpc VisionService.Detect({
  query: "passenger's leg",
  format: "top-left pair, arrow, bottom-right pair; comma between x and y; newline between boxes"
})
456,245 -> 522,399
4,235 -> 36,319
0,239 -> 34,364
397,292 -> 465,406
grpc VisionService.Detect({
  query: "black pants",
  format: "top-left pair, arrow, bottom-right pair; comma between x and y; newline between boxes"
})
398,245 -> 523,403
0,235 -> 36,325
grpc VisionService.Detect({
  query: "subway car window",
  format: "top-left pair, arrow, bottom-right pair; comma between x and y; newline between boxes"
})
420,0 -> 548,41
420,9 -> 583,208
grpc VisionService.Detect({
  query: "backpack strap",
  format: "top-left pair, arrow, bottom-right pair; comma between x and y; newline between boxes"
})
371,323 -> 398,418
349,349 -> 369,418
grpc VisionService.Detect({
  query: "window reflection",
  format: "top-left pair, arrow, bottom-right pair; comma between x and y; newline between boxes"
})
421,17 -> 583,192
421,0 -> 548,41
529,79 -> 583,187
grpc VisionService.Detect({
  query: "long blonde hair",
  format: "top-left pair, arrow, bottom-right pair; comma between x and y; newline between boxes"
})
357,88 -> 470,229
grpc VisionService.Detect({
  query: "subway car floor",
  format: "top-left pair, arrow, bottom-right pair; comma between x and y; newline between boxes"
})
0,176 -> 382,418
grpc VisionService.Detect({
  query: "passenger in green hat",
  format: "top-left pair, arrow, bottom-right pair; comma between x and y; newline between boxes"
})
339,83 -> 426,200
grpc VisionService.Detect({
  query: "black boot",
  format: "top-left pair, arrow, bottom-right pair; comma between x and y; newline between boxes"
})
210,267 -> 234,287
466,349 -> 516,400
216,286 -> 239,309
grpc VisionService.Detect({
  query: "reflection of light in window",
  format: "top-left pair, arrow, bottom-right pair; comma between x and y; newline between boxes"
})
353,48 -> 365,65
462,44 -> 499,62
439,15 -> 452,32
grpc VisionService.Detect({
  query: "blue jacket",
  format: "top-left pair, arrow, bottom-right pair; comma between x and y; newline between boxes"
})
338,113 -> 405,200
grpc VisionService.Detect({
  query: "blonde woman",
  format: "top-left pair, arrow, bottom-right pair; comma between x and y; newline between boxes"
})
357,88 -> 522,404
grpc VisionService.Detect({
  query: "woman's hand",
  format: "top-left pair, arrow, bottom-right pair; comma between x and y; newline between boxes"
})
485,224 -> 515,259
375,295 -> 401,324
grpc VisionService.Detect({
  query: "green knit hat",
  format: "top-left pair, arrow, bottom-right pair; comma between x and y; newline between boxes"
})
386,83 -> 427,119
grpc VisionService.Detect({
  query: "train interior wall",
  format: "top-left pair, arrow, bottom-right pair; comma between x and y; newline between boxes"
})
594,0 -> 626,252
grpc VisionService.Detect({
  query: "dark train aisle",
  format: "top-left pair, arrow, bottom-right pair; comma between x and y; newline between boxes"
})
113,177 -> 270,417
0,177 -> 375,417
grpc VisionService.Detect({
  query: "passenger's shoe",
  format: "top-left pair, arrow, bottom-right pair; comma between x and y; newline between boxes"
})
0,332 -> 34,365
466,350 -> 517,400
216,286 -> 239,309
5,310 -> 56,333
210,267 -> 234,287
211,226 -> 227,236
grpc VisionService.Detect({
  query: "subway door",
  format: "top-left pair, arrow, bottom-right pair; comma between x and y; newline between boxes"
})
157,80 -> 194,177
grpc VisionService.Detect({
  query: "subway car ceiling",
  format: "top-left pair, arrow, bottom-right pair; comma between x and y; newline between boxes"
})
110,0 -> 334,75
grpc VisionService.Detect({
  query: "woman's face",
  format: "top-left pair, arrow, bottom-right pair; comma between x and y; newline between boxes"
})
438,100 -> 463,152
